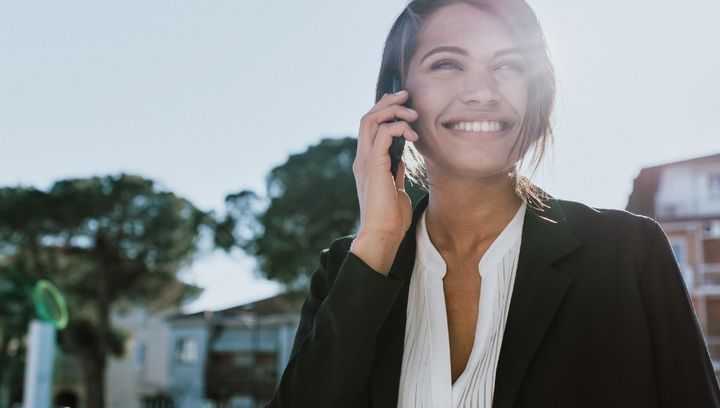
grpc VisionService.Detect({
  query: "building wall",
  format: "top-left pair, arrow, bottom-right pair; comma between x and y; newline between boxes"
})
662,222 -> 702,291
656,157 -> 720,373
656,162 -> 720,219
202,315 -> 299,406
656,166 -> 697,219
106,306 -> 175,408
166,320 -> 211,407
698,165 -> 720,215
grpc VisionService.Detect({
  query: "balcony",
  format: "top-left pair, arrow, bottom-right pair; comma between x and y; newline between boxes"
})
205,365 -> 277,397
205,351 -> 278,401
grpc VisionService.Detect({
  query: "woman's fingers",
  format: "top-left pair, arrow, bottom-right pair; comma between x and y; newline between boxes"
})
357,95 -> 417,159
369,121 -> 418,164
350,90 -> 419,243
359,92 -> 408,145
370,90 -> 410,114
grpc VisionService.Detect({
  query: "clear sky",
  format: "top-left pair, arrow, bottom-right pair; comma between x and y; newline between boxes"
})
1,0 -> 719,313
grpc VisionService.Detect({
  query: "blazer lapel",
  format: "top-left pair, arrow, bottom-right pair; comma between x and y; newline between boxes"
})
492,194 -> 582,408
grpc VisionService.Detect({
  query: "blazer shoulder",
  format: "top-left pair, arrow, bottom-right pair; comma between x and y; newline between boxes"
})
552,198 -> 662,250
555,197 -> 658,230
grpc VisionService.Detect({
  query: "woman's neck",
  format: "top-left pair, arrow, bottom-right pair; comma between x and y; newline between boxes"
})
424,173 -> 523,259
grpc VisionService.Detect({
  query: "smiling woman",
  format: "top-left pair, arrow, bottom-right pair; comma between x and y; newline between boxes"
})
267,1 -> 720,407
384,0 -> 556,205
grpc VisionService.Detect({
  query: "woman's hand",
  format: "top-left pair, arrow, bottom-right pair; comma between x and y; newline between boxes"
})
350,90 -> 419,275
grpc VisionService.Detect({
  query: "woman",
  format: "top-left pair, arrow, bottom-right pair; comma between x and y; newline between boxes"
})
268,0 -> 720,407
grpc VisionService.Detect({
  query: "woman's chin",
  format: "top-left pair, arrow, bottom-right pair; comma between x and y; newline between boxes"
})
429,160 -> 515,181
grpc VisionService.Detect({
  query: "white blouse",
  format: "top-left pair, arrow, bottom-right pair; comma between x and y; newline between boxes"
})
397,201 -> 527,408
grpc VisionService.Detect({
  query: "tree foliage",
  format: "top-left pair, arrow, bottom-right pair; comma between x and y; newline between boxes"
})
223,137 -> 426,290
0,173 -> 215,408
0,257 -> 35,407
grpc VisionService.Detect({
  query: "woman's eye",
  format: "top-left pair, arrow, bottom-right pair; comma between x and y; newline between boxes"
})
496,61 -> 527,73
431,60 -> 460,70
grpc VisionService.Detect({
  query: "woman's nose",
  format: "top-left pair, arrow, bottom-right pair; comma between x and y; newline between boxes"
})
459,75 -> 500,106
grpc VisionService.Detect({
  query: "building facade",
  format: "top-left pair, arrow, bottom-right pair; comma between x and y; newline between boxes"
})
166,293 -> 302,408
106,305 -> 176,407
47,304 -> 176,408
627,152 -> 720,372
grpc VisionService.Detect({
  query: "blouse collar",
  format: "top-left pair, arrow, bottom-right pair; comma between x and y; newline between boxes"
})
415,200 -> 527,278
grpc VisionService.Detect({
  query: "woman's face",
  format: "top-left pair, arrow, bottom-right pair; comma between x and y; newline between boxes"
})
405,3 -> 530,180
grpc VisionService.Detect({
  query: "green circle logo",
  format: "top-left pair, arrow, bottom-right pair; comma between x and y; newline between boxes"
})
32,280 -> 69,330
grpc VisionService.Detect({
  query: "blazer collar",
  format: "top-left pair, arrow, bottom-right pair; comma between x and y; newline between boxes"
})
381,189 -> 582,408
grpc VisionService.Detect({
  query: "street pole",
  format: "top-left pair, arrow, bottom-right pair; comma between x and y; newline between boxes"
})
22,320 -> 56,408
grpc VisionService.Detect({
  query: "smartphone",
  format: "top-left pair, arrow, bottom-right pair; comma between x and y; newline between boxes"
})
388,73 -> 405,179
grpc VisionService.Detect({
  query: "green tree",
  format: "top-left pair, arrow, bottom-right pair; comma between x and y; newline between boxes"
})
0,173 -> 215,408
0,257 -> 35,408
222,136 -> 425,291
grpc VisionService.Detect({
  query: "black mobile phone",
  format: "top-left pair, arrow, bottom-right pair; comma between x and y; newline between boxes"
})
388,73 -> 405,179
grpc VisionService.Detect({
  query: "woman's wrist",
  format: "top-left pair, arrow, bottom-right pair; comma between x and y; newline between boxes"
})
349,231 -> 403,276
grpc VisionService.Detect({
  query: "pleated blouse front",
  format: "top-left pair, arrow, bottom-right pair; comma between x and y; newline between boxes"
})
397,201 -> 527,408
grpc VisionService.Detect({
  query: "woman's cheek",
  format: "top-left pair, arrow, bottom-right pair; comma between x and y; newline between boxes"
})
410,121 -> 430,152
410,120 -> 435,158
499,79 -> 529,113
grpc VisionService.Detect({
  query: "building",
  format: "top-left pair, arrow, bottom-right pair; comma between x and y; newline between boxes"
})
106,305 -> 176,407
626,152 -> 720,371
49,304 -> 176,408
166,293 -> 302,408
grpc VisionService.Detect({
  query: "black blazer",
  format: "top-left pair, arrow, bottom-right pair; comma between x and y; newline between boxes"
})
267,191 -> 720,407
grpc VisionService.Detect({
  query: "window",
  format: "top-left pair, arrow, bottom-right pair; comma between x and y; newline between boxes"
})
706,298 -> 720,336
709,173 -> 720,199
704,237 -> 720,263
175,337 -> 199,364
669,237 -> 695,287
135,343 -> 146,367
671,241 -> 686,266
704,221 -> 720,239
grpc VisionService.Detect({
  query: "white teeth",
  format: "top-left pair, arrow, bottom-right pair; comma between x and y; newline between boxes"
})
451,121 -> 503,132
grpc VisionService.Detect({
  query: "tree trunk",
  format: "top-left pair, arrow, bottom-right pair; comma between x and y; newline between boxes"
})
84,234 -> 112,408
82,356 -> 106,408
83,290 -> 111,408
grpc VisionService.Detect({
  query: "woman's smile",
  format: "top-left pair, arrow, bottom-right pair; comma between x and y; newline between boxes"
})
442,120 -> 515,143
440,112 -> 518,143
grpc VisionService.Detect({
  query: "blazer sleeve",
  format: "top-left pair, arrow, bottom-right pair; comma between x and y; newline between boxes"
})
639,219 -> 720,407
266,238 -> 405,407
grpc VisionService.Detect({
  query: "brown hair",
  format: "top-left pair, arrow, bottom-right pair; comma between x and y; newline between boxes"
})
375,0 -> 556,209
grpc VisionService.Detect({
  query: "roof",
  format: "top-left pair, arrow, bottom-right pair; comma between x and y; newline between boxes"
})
169,291 -> 304,321
625,152 -> 720,219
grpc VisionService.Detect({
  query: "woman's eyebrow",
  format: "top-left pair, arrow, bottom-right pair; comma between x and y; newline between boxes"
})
420,46 -> 522,64
420,46 -> 468,63
493,47 -> 522,58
